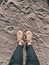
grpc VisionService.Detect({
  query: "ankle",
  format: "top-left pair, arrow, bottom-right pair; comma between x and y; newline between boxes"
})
18,40 -> 24,46
27,42 -> 32,45
18,42 -> 23,46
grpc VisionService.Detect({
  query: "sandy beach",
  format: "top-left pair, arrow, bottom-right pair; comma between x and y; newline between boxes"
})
0,0 -> 49,65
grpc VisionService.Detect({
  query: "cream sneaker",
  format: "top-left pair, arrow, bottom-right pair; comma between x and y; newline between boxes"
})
17,30 -> 24,46
26,31 -> 32,45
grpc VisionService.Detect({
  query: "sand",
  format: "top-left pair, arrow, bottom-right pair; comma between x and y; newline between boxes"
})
0,0 -> 49,65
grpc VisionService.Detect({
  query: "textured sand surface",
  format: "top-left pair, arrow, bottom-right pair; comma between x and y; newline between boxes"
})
0,0 -> 49,65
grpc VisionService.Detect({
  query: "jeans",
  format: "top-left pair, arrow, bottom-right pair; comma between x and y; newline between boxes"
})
9,45 -> 40,65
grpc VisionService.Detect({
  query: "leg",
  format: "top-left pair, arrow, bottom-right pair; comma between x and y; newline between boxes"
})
9,31 -> 24,65
26,45 -> 40,65
0,0 -> 3,4
25,31 -> 40,65
9,45 -> 23,65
